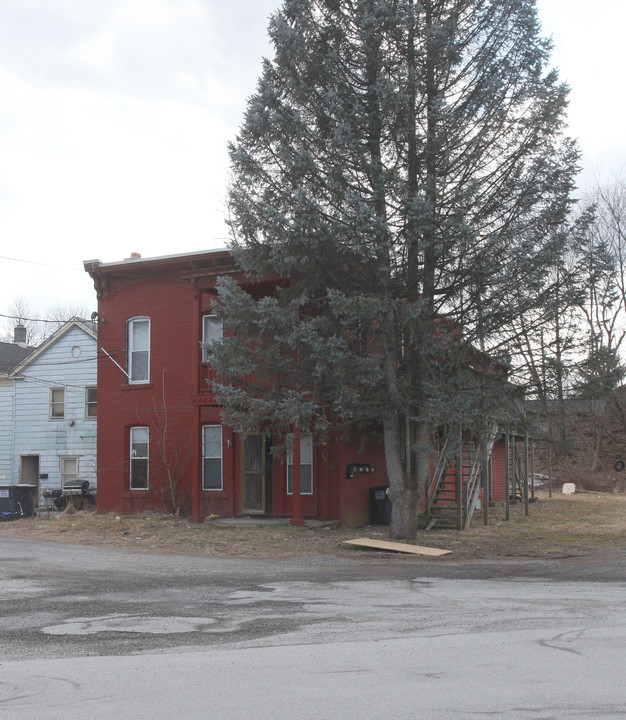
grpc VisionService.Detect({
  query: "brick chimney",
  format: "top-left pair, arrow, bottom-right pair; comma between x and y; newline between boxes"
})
14,325 -> 27,347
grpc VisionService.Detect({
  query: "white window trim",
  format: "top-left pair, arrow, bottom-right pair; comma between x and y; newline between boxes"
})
49,387 -> 65,420
85,387 -> 97,419
130,426 -> 149,490
202,314 -> 223,362
60,456 -> 79,488
286,433 -> 313,495
127,316 -> 151,384
202,424 -> 223,491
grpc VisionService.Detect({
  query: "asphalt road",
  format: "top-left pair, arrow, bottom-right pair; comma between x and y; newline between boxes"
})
1,538 -> 625,719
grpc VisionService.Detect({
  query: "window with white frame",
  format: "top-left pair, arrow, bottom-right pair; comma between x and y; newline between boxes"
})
202,425 -> 223,490
130,426 -> 149,489
127,317 -> 150,383
50,387 -> 65,419
85,387 -> 97,418
60,457 -> 78,488
202,314 -> 223,362
287,433 -> 313,495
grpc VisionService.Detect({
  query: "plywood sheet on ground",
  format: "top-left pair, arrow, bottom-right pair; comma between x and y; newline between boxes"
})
343,538 -> 451,556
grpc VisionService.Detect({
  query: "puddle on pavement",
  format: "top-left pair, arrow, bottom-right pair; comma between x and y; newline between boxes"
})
42,614 -> 217,635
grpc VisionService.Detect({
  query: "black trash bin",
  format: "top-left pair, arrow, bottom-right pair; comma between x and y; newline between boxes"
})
369,485 -> 392,525
11,485 -> 38,517
0,486 -> 24,521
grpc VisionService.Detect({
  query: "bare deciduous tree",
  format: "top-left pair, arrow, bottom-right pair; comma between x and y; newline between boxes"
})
145,372 -> 192,516
1,297 -> 94,346
575,178 -> 626,471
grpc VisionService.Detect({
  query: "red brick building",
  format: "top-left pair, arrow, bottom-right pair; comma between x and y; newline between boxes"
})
85,249 -> 513,527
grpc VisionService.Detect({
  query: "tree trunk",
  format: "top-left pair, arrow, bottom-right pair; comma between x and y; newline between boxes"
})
384,409 -> 419,540
553,290 -> 569,455
591,399 -> 605,473
591,426 -> 603,473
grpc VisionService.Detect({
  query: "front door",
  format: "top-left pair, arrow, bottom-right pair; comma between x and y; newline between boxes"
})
19,455 -> 39,484
19,455 -> 40,505
242,435 -> 265,513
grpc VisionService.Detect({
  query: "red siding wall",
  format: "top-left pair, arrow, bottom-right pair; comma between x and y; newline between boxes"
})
97,279 -> 199,515
490,439 -> 508,502
334,436 -> 389,526
91,254 -> 506,526
94,271 -> 387,522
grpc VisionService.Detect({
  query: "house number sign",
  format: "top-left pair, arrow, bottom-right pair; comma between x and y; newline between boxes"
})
346,463 -> 376,479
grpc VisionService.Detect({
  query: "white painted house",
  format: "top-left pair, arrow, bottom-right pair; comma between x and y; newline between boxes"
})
0,319 -> 97,507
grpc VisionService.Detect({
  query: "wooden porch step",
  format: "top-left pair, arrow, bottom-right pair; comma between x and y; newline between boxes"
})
430,507 -> 460,518
426,516 -> 460,529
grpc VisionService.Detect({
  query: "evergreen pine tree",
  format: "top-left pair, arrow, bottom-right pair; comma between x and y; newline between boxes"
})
210,0 -> 579,539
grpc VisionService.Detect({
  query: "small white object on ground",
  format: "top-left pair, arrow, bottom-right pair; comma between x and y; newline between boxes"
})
562,483 -> 576,495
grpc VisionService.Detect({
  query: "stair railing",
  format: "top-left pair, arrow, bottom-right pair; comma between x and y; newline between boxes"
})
462,446 -> 482,529
425,438 -> 452,522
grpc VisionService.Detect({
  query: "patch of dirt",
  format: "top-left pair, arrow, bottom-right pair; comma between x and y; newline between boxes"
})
2,490 -> 626,560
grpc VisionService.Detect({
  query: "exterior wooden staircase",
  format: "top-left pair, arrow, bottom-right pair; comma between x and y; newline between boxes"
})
424,440 -> 483,530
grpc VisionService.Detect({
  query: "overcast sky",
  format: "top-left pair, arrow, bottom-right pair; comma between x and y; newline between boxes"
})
1,0 -> 624,322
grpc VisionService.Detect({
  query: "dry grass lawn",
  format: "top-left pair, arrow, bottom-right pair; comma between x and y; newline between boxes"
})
1,490 -> 625,560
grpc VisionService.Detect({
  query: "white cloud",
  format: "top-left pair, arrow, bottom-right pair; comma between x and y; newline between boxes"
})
0,0 -> 624,320
0,0 -> 277,317
536,0 -> 626,188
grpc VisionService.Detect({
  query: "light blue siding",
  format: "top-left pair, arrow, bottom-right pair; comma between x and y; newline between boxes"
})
0,384 -> 15,481
2,323 -> 97,507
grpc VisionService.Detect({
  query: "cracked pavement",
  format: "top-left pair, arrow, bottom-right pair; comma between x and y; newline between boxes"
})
1,538 -> 625,719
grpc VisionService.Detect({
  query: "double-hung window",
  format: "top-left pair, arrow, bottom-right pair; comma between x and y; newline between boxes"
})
287,433 -> 313,495
50,387 -> 65,419
85,387 -> 97,418
202,314 -> 223,362
128,317 -> 150,383
60,457 -> 78,488
130,427 -> 149,489
202,425 -> 222,490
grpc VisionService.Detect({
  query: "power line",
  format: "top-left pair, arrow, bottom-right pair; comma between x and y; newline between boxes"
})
16,355 -> 99,368
18,376 -> 95,391
9,348 -> 125,371
0,313 -> 91,324
0,254 -> 84,271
